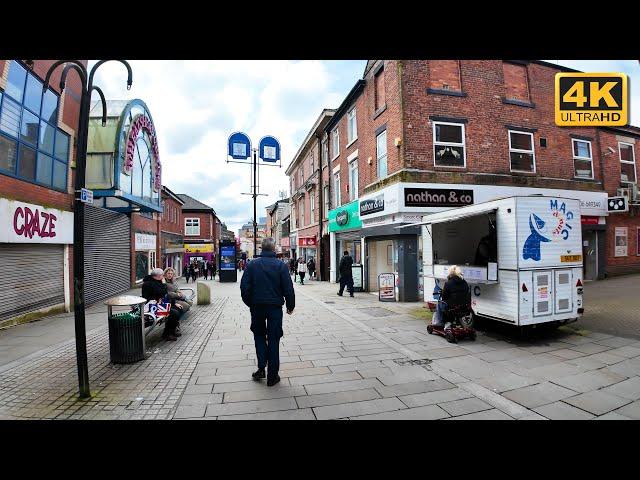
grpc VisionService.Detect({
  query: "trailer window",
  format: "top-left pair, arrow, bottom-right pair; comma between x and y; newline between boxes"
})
431,212 -> 497,267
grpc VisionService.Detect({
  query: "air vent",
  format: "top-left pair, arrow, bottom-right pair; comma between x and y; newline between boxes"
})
537,302 -> 549,312
559,299 -> 569,310
540,138 -> 547,148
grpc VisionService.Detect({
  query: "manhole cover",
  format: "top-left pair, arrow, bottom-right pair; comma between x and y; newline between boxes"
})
393,358 -> 432,366
358,307 -> 393,317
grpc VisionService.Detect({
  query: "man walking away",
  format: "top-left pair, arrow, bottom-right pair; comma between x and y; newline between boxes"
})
338,250 -> 354,297
307,257 -> 316,280
297,257 -> 307,285
183,264 -> 190,283
240,238 -> 295,386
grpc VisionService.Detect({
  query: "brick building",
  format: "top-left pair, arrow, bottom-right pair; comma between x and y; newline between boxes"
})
318,60 -> 639,301
0,60 -> 83,327
178,194 -> 220,266
160,185 -> 185,274
265,198 -> 291,256
285,109 -> 335,278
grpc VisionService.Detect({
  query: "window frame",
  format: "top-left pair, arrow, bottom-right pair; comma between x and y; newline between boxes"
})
185,217 -> 201,236
323,185 -> 330,218
349,156 -> 359,201
321,138 -> 328,167
331,127 -> 340,161
374,67 -> 386,111
347,107 -> 357,146
619,141 -> 637,185
508,129 -> 536,173
433,121 -> 466,168
572,138 -> 594,180
333,170 -> 341,207
376,130 -> 388,179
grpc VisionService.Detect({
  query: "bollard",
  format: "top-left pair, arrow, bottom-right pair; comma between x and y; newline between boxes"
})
197,282 -> 211,305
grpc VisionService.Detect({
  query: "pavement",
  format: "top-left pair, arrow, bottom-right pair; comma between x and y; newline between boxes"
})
1,273 -> 639,420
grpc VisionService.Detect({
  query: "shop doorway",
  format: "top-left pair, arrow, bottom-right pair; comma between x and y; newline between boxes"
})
583,230 -> 598,281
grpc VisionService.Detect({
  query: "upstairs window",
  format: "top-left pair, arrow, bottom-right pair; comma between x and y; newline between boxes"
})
374,67 -> 386,111
376,130 -> 388,178
185,218 -> 200,236
433,122 -> 465,167
428,60 -> 461,92
321,138 -> 328,166
619,142 -> 636,184
347,107 -> 357,144
572,139 -> 593,179
333,171 -> 341,207
331,127 -> 340,159
503,62 -> 531,103
509,130 -> 535,173
349,156 -> 359,201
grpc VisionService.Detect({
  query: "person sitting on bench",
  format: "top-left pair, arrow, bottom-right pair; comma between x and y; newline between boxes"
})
142,268 -> 183,342
440,265 -> 471,332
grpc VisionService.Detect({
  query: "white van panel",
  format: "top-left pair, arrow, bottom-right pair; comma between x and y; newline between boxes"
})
554,269 -> 573,314
518,270 -> 534,325
533,270 -> 553,317
496,198 -> 518,270
472,271 -> 518,323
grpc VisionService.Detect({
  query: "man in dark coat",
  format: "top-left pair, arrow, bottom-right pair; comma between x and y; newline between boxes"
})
240,238 -> 295,386
440,265 -> 471,332
337,250 -> 354,297
141,268 -> 183,341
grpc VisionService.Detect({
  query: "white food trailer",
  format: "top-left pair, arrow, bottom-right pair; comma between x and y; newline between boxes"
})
419,195 -> 584,327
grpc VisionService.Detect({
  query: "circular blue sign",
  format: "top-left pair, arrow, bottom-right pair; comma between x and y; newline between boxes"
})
259,135 -> 280,163
228,132 -> 251,160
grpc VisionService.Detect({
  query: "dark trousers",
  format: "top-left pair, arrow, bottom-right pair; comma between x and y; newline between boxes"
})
298,272 -> 306,284
250,305 -> 284,378
338,275 -> 354,295
191,273 -> 197,283
162,307 -> 181,336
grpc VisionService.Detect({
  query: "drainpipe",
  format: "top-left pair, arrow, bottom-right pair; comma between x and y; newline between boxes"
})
316,132 -> 324,280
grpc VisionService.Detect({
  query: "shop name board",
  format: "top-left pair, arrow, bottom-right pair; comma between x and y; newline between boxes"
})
135,233 -> 157,250
404,188 -> 474,208
0,199 -> 73,244
299,237 -> 317,247
184,243 -> 213,253
360,195 -> 384,216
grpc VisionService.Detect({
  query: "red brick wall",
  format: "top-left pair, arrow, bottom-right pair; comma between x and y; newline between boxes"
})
503,62 -> 530,103
160,194 -> 183,235
182,211 -> 215,242
428,60 -> 462,92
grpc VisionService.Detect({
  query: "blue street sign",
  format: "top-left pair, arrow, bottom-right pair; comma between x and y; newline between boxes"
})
259,135 -> 280,163
228,132 -> 252,160
80,188 -> 93,205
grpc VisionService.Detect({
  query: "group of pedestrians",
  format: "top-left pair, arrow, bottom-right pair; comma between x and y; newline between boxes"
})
182,259 -> 217,283
288,256 -> 316,285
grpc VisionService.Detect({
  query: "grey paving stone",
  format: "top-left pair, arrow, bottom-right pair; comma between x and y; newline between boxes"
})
495,353 -> 563,372
280,361 -> 316,371
212,379 -> 291,393
594,412 -> 632,420
551,370 -> 628,393
223,386 -> 307,403
594,337 -> 637,348
565,356 -> 608,371
350,404 -> 450,420
439,397 -> 493,417
183,384 -> 213,395
305,378 -> 382,396
218,408 -> 316,420
279,367 -> 332,378
476,348 -> 534,363
569,343 -> 612,355
477,372 -> 540,393
197,372 -> 259,385
375,379 -> 455,398
376,368 -> 439,386
299,352 -> 344,361
341,343 -> 388,352
563,391 -> 632,416
357,352 -> 407,362
502,382 -> 579,409
341,347 -> 395,358
288,371 -> 361,386
615,400 -> 640,419
604,358 -> 640,378
548,349 -> 586,360
328,361 -> 385,373
518,413 -> 548,420
601,377 -> 640,401
445,409 -> 514,420
313,397 -> 407,420
419,346 -> 470,359
356,367 -> 394,378
311,357 -> 361,367
523,362 -> 587,381
178,394 -> 223,406
400,387 -> 472,408
205,397 -> 298,417
607,346 -> 640,359
173,404 -> 207,419
296,388 -> 381,408
533,401 -> 595,420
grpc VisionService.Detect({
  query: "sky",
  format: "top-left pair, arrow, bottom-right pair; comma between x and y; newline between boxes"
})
89,60 -> 640,234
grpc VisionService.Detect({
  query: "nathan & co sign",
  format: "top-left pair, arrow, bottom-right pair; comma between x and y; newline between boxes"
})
404,188 -> 474,208
360,195 -> 384,216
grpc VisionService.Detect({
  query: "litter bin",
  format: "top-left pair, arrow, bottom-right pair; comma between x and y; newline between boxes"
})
104,295 -> 148,364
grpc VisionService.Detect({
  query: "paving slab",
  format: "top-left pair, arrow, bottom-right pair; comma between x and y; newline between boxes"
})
296,388 -> 381,409
439,397 -> 493,417
212,379 -> 292,393
565,356 -> 608,371
178,394 -> 224,406
569,343 -> 613,355
476,348 -> 535,363
594,412 -> 632,420
328,361 -> 385,373
217,408 -> 316,420
547,349 -> 586,360
350,404 -> 450,420
287,371 -> 362,386
502,382 -> 579,409
594,337 -> 637,348
375,379 -> 455,398
563,390 -> 632,416
523,362 -> 587,381
604,358 -> 640,378
445,409 -> 514,420
313,397 -> 406,420
400,387 -> 472,408
606,346 -> 640,359
304,378 -> 383,396
533,401 -> 595,420
205,397 -> 298,417
601,377 -> 640,401
376,367 -> 439,386
173,404 -> 207,419
223,386 -> 307,403
614,400 -> 640,419
279,367 -> 332,378
551,370 -> 628,393
477,372 -> 540,393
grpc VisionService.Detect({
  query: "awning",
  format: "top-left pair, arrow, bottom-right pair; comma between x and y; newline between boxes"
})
162,247 -> 185,254
395,205 -> 498,229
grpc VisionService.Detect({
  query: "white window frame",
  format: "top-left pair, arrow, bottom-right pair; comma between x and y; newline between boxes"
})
324,185 -> 330,218
376,130 -> 388,179
508,129 -> 536,173
300,197 -> 305,227
615,227 -> 628,257
185,217 -> 200,236
149,250 -> 157,270
321,138 -> 328,166
572,139 -> 594,180
619,141 -> 637,184
433,121 -> 466,168
332,127 -> 340,160
333,170 -> 341,207
310,190 -> 315,214
347,107 -> 358,146
348,154 -> 359,201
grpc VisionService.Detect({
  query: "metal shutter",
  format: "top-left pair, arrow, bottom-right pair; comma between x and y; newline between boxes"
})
84,205 -> 131,305
0,244 -> 64,322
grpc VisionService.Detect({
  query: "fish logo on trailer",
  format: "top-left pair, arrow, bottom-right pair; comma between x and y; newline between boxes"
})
523,199 -> 574,261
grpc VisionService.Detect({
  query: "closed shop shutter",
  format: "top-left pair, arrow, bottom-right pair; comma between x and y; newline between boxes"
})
84,205 -> 131,305
0,244 -> 64,322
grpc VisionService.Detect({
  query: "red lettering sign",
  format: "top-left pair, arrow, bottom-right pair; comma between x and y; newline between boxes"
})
12,206 -> 58,239
581,216 -> 600,225
298,237 -> 317,247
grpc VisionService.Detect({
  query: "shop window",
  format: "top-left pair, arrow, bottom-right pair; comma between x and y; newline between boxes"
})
375,67 -> 386,111
572,139 -> 593,179
377,130 -> 387,178
347,107 -> 357,145
185,218 -> 200,236
619,142 -> 636,184
332,126 -> 340,160
434,122 -> 465,168
135,252 -> 149,282
0,61 -> 67,191
509,130 -> 535,172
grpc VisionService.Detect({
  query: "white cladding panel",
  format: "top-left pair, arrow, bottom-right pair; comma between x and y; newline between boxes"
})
496,197 -> 518,270
516,197 -> 582,269
471,271 -> 519,323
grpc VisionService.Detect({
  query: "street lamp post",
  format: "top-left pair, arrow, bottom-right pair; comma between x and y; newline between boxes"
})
43,60 -> 132,399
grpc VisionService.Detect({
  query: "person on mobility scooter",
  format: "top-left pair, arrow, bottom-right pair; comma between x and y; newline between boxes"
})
427,265 -> 476,343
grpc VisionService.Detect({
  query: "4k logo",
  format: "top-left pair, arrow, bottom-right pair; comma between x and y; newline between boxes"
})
555,73 -> 628,126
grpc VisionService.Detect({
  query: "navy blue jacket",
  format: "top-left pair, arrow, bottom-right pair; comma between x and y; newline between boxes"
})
240,251 -> 295,311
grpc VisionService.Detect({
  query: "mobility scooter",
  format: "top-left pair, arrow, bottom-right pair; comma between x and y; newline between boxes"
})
426,292 -> 476,343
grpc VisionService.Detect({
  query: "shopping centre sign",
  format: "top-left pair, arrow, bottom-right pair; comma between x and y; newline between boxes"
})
0,199 -> 73,244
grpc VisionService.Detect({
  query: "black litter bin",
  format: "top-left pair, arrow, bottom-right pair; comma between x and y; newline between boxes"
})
104,296 -> 147,364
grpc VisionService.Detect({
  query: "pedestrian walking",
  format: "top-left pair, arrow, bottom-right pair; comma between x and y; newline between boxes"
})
337,250 -> 355,297
307,257 -> 316,280
209,260 -> 216,279
183,264 -> 190,283
189,262 -> 197,283
297,257 -> 307,285
240,238 -> 295,387
203,260 -> 209,280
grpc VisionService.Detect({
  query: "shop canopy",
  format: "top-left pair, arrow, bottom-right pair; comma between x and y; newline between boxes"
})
395,204 -> 498,229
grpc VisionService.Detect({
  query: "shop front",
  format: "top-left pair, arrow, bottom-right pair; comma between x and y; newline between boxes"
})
0,198 -> 73,324
134,232 -> 157,283
184,242 -> 214,266
298,236 -> 318,261
161,232 -> 184,274
328,200 -> 363,283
